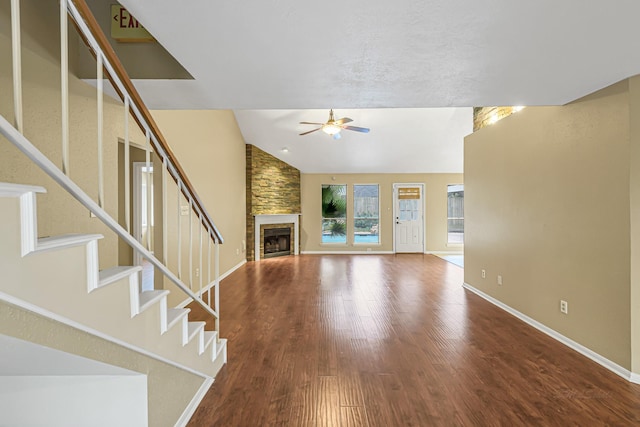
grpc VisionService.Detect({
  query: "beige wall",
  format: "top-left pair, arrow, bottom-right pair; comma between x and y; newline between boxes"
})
630,75 -> 640,373
151,110 -> 246,306
465,80 -> 632,369
301,173 -> 463,253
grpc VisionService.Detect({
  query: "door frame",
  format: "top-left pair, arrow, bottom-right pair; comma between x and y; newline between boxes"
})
132,162 -> 153,266
392,183 -> 426,253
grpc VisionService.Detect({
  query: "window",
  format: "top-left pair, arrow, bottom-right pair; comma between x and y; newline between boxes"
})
398,187 -> 421,221
322,184 -> 347,244
447,184 -> 464,244
354,185 -> 379,244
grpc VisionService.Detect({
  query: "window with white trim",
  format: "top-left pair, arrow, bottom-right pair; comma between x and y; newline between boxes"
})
321,184 -> 347,244
353,184 -> 379,244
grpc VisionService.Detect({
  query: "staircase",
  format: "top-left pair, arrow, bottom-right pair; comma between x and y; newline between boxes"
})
1,2 -> 229,423
0,182 -> 226,376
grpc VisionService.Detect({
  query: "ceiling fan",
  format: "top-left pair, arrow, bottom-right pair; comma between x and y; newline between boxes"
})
299,109 -> 370,140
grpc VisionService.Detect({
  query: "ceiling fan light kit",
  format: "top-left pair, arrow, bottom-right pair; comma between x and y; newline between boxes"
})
300,109 -> 370,140
322,124 -> 341,135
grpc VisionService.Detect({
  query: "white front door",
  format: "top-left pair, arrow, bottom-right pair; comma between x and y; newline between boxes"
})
394,184 -> 424,253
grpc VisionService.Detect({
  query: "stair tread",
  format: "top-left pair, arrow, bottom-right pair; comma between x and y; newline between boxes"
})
139,290 -> 170,313
186,321 -> 206,343
37,233 -> 103,252
0,182 -> 46,197
167,308 -> 190,330
98,266 -> 143,288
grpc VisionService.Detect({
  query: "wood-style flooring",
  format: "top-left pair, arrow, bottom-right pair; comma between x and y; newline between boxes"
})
187,254 -> 640,426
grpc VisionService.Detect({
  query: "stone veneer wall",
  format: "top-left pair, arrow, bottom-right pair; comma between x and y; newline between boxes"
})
246,144 -> 301,261
473,107 -> 518,131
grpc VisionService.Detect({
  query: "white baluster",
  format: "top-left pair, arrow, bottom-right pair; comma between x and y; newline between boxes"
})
124,97 -> 130,233
97,53 -> 104,208
189,199 -> 193,289
162,157 -> 168,265
207,230 -> 212,307
199,216 -> 203,298
177,181 -> 182,280
60,0 -> 69,175
145,129 -> 151,251
11,0 -> 23,133
214,240 -> 220,337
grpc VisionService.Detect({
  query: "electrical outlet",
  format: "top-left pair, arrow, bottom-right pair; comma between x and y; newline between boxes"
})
497,275 -> 503,286
195,268 -> 199,278
481,269 -> 486,279
236,248 -> 240,255
560,300 -> 568,314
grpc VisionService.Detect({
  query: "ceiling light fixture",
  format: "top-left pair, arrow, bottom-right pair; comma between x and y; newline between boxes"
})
281,147 -> 289,152
322,124 -> 341,135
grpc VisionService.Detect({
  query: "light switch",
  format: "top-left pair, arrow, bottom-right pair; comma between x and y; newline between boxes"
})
180,205 -> 189,216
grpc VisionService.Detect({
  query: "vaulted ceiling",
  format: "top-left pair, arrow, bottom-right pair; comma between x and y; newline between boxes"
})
119,0 -> 640,173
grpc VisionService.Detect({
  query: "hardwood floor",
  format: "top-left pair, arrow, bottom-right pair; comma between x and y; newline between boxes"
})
187,254 -> 640,426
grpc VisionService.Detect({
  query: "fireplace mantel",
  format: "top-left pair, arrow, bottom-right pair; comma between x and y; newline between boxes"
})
254,214 -> 300,261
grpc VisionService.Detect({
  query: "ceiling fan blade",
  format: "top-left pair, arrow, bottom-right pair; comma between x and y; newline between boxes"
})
299,127 -> 322,136
333,132 -> 342,140
335,117 -> 353,125
300,121 -> 325,125
343,125 -> 370,133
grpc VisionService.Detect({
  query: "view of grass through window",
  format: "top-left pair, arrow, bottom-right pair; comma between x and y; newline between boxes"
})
354,185 -> 379,244
322,185 -> 347,244
447,184 -> 464,244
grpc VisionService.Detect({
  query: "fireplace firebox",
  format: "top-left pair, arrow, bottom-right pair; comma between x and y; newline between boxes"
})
263,227 -> 291,258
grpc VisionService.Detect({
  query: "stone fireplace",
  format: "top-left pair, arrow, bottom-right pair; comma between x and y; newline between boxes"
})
246,144 -> 301,261
262,225 -> 292,259
254,214 -> 300,261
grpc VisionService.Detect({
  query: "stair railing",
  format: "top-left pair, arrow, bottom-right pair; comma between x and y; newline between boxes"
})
1,0 -> 224,336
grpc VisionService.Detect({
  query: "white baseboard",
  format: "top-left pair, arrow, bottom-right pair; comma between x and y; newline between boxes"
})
462,283 -> 638,384
301,250 -> 394,255
426,251 -> 464,255
220,259 -> 247,281
174,377 -> 214,427
177,260 -> 247,309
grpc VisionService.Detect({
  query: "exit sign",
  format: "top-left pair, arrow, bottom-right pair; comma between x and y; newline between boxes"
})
111,5 -> 154,42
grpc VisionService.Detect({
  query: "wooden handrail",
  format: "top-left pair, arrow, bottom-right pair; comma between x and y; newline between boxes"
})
69,0 -> 223,244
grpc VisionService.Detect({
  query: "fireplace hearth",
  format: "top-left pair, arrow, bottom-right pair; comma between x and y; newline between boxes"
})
263,227 -> 291,259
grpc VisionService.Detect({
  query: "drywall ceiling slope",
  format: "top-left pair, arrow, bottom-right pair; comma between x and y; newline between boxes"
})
235,108 -> 472,174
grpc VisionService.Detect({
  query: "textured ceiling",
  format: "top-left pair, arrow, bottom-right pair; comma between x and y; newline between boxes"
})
119,0 -> 640,173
